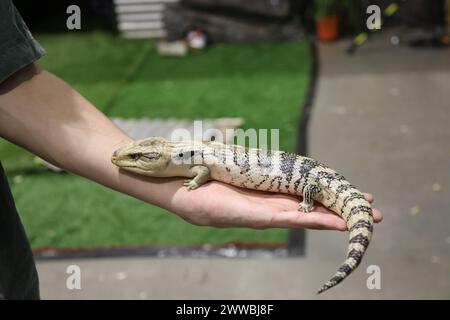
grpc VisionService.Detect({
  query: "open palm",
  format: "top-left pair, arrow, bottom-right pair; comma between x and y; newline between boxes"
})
170,180 -> 383,231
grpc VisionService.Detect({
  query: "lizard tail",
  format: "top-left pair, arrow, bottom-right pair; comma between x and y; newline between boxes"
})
317,199 -> 374,294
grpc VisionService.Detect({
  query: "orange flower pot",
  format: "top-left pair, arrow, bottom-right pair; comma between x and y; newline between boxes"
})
316,16 -> 339,41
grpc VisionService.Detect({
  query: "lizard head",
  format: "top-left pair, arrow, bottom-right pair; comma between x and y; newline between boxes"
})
111,137 -> 171,176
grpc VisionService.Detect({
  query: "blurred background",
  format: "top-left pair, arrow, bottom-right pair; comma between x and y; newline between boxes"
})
1,0 -> 449,299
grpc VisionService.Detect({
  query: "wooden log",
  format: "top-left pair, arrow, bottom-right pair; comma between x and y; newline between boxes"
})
163,4 -> 303,42
182,0 -> 292,18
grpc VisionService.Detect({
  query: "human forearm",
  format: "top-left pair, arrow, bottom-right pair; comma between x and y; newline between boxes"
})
0,65 -> 124,169
0,64 -> 180,209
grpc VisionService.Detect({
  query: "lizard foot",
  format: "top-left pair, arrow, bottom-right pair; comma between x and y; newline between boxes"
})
298,202 -> 313,213
183,179 -> 199,190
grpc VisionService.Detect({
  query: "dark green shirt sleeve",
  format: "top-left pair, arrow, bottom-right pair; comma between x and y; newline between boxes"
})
0,0 -> 45,83
0,0 -> 41,299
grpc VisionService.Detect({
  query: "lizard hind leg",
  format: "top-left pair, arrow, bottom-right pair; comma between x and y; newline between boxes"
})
298,184 -> 321,213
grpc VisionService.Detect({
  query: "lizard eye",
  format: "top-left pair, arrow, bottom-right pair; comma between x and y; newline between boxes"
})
141,152 -> 160,161
130,153 -> 141,160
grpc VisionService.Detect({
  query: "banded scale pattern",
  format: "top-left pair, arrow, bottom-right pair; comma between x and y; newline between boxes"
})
111,137 -> 374,294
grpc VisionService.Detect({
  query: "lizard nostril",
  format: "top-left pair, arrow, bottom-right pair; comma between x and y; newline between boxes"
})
112,150 -> 120,160
111,151 -> 119,163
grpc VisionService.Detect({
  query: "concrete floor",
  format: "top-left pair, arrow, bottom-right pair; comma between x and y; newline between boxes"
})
37,31 -> 450,299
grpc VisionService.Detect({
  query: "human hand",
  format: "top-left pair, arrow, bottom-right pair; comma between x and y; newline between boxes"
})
168,180 -> 383,231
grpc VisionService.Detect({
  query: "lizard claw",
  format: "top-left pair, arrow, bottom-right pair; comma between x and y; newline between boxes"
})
183,179 -> 199,190
298,202 -> 313,213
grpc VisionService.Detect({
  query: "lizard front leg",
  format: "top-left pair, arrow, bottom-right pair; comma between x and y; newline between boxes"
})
184,165 -> 211,190
298,183 -> 321,213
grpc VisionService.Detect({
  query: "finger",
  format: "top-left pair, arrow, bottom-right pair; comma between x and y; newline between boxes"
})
362,193 -> 374,203
266,211 -> 347,231
271,192 -> 377,214
308,206 -> 383,225
372,208 -> 383,223
362,194 -> 384,223
264,206 -> 383,231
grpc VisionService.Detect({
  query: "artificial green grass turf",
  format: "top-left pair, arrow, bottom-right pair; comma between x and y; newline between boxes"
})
0,32 -> 310,249
108,42 -> 309,152
37,32 -> 151,109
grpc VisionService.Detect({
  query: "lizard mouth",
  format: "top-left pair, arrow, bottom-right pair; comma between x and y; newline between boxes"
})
115,164 -> 154,176
115,163 -> 138,169
111,158 -> 136,168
